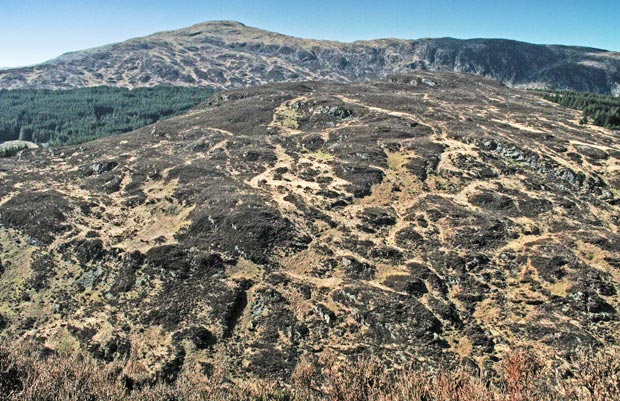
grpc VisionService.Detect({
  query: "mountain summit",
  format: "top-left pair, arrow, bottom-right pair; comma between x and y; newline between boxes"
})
1,20 -> 619,94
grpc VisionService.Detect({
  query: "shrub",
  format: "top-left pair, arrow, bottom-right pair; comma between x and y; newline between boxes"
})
0,143 -> 27,158
1,340 -> 619,401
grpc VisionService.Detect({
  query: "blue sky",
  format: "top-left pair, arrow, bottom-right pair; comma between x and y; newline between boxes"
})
1,0 -> 619,67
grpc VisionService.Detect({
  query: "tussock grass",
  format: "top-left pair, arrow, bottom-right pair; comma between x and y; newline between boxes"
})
1,341 -> 619,401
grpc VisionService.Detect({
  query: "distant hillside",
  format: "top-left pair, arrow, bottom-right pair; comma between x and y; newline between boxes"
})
0,21 -> 619,94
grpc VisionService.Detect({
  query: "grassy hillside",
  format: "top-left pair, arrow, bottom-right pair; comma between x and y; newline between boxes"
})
0,86 -> 214,145
2,72 -> 619,393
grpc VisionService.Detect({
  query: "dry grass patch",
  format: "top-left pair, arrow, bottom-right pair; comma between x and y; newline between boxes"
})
1,341 -> 620,401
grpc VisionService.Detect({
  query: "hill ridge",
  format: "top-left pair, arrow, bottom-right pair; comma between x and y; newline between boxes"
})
1,20 -> 619,94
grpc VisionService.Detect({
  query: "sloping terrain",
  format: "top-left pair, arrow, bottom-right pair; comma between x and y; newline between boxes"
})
1,21 -> 619,94
0,72 -> 619,382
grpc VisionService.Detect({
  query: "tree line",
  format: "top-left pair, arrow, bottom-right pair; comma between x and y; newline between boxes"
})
543,91 -> 620,129
0,86 -> 214,145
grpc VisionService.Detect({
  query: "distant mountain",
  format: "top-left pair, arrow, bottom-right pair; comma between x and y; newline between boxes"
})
1,21 -> 619,94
